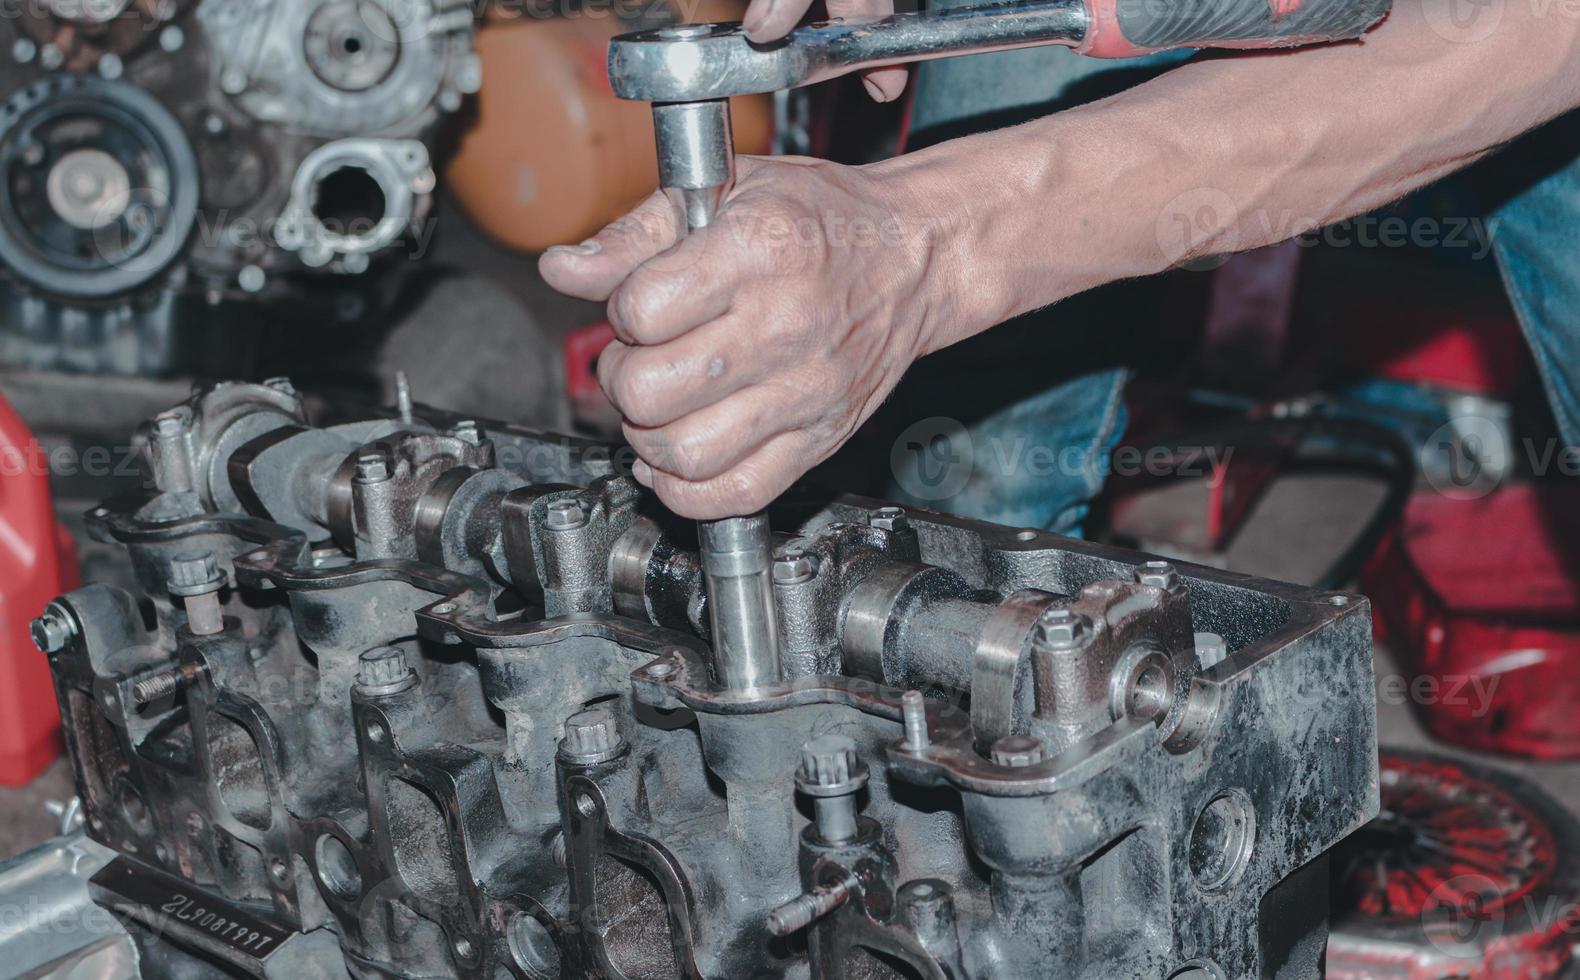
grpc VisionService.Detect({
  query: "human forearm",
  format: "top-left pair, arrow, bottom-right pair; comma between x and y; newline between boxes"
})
887,0 -> 1580,354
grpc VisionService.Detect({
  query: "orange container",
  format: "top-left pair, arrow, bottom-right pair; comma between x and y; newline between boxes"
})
446,9 -> 772,253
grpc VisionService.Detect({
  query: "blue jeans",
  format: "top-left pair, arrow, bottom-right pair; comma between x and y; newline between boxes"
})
1490,114 -> 1580,450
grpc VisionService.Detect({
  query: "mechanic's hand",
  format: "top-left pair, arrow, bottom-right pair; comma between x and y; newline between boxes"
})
539,155 -> 960,519
740,0 -> 908,101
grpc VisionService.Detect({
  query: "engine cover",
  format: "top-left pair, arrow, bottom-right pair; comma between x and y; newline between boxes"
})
35,382 -> 1380,978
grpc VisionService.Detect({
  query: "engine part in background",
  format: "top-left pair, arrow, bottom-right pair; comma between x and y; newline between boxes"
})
12,0 -> 197,71
196,0 -> 481,136
0,389 -> 78,785
0,0 -> 480,377
274,138 -> 437,270
446,6 -> 772,253
1327,751 -> 1580,979
33,380 -> 1379,978
0,73 -> 200,300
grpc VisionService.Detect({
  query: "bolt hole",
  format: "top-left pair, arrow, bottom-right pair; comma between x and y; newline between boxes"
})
312,165 -> 387,232
1189,792 -> 1255,891
1329,594 -> 1351,606
575,793 -> 598,819
452,935 -> 475,961
365,721 -> 386,743
269,857 -> 289,883
431,602 -> 456,615
1016,529 -> 1038,542
315,834 -> 362,900
508,912 -> 562,978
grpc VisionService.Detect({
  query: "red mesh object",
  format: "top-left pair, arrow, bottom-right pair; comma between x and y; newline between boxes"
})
1328,751 -> 1580,980
0,391 -> 77,784
1362,484 -> 1580,759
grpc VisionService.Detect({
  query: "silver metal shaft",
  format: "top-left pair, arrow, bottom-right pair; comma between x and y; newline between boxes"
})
651,99 -> 783,693
610,1 -> 1088,103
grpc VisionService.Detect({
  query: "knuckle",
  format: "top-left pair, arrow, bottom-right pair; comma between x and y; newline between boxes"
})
726,468 -> 775,514
669,429 -> 724,481
613,373 -> 661,426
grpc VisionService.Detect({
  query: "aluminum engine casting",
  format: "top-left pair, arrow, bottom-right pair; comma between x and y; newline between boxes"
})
0,1 -> 478,373
34,380 -> 1380,978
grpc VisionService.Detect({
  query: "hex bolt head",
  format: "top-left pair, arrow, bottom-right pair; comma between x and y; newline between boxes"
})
449,420 -> 482,445
559,706 -> 623,764
1033,608 -> 1090,651
354,451 -> 391,484
772,550 -> 819,586
869,506 -> 909,533
30,604 -> 75,654
990,734 -> 1047,768
545,498 -> 588,532
1135,560 -> 1182,592
795,734 -> 869,797
356,646 -> 414,693
167,552 -> 225,597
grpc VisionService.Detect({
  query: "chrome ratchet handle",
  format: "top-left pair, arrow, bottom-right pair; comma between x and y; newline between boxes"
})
608,0 -> 1391,103
608,1 -> 1086,102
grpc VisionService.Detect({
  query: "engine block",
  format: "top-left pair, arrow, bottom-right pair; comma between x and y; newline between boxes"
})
35,381 -> 1380,979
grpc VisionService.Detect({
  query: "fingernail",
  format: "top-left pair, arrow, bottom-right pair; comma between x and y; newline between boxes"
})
546,240 -> 602,258
633,460 -> 654,486
742,0 -> 775,37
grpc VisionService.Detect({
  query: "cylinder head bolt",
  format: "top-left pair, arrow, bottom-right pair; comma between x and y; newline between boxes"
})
559,706 -> 625,765
545,499 -> 588,532
772,546 -> 819,586
795,734 -> 869,844
1135,560 -> 1183,593
168,552 -> 226,636
355,646 -> 417,696
990,734 -> 1047,768
1033,607 -> 1091,652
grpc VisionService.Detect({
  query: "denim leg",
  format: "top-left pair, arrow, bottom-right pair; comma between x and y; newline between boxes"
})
1490,150 -> 1580,449
885,369 -> 1131,534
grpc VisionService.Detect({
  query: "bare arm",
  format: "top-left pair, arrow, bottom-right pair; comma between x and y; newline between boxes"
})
901,0 -> 1580,351
542,0 -> 1580,519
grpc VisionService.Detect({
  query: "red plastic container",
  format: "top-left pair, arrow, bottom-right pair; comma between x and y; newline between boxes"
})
0,390 -> 77,785
1362,483 -> 1580,759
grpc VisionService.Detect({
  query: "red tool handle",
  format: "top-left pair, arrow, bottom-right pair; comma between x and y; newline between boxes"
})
1078,0 -> 1391,58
